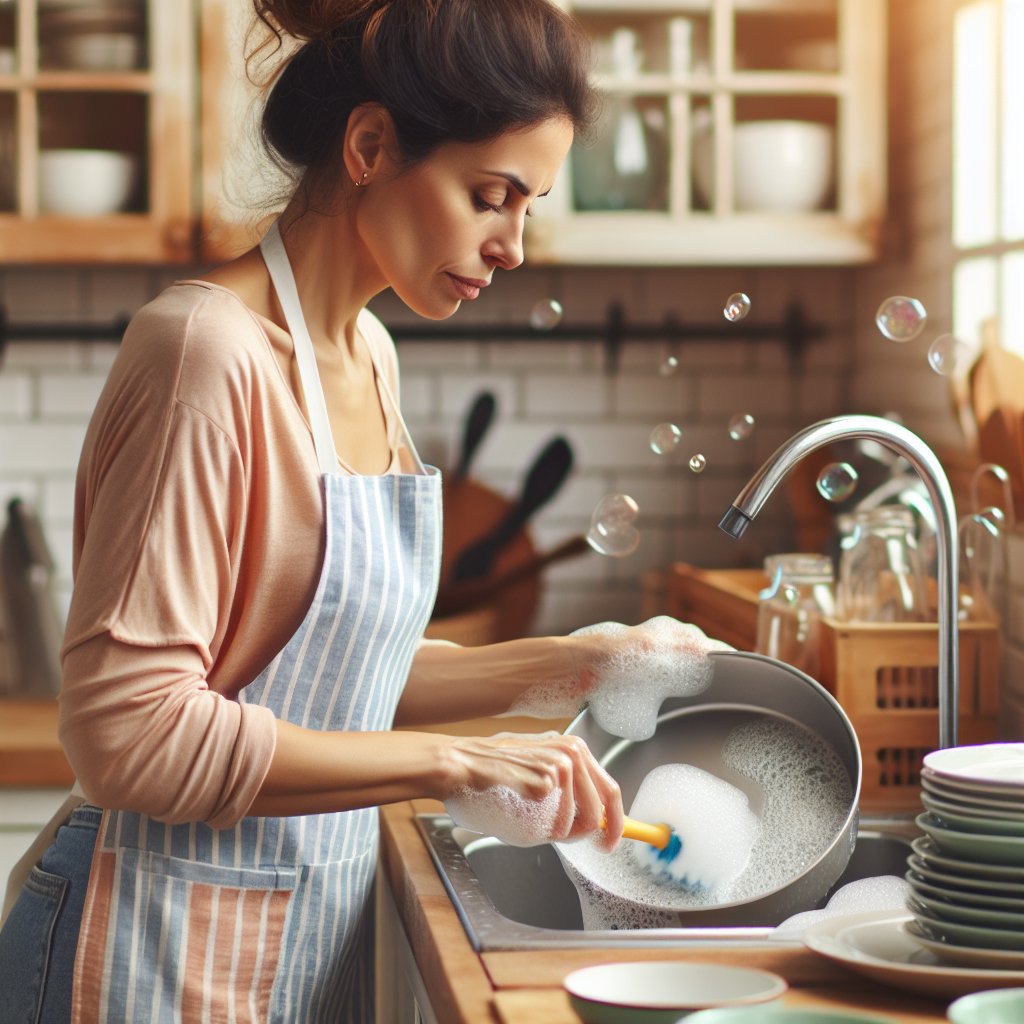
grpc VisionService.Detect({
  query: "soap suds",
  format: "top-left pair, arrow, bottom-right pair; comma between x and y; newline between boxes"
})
502,616 -> 732,740
771,876 -> 911,939
445,784 -> 565,848
628,764 -> 760,891
555,715 -> 853,930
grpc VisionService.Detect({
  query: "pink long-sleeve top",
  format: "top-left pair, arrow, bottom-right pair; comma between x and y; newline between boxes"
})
58,281 -> 403,829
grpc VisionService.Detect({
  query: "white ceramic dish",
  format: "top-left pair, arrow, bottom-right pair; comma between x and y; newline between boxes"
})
902,919 -> 1024,971
923,745 -> 1024,787
563,962 -> 788,1024
922,776 -> 1024,808
921,792 -> 1024,823
803,910 -> 1024,998
911,838 -> 1024,883
39,149 -> 135,216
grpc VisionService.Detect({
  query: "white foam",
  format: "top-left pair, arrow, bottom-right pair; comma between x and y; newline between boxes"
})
771,876 -> 911,939
555,715 -> 854,930
629,764 -> 760,891
445,783 -> 564,848
503,616 -> 732,740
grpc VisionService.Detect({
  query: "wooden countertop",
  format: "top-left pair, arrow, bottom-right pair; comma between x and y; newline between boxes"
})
0,699 -> 74,786
378,799 -> 950,1024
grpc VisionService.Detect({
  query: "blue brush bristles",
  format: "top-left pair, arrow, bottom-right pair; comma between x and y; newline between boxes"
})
655,830 -> 681,864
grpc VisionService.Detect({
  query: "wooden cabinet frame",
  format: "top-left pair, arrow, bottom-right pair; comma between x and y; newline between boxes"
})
0,0 -> 192,263
529,0 -> 887,265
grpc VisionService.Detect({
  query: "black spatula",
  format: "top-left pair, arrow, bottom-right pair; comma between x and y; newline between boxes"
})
451,436 -> 574,581
454,392 -> 496,481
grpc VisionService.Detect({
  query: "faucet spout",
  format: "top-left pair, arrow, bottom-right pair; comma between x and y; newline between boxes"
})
718,415 -> 960,748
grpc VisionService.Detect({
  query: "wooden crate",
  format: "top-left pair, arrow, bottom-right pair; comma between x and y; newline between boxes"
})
668,563 -> 1000,813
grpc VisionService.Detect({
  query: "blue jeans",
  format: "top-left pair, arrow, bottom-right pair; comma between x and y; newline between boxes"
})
0,805 -> 101,1024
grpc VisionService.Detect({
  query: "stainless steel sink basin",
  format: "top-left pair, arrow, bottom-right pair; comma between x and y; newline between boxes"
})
417,814 -> 915,951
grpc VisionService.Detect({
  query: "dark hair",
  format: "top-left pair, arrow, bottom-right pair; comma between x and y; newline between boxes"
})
253,0 -> 597,192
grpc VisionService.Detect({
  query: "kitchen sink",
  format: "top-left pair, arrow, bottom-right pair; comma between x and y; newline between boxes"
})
416,814 -> 915,951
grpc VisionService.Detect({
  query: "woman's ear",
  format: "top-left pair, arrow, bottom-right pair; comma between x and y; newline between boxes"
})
343,103 -> 398,187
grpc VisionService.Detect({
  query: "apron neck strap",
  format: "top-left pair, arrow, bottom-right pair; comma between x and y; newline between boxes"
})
260,220 -> 338,476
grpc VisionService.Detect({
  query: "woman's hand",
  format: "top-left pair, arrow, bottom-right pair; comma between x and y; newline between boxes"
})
442,731 -> 623,851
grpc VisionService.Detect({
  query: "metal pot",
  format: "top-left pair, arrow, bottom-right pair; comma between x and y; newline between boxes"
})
556,650 -> 862,928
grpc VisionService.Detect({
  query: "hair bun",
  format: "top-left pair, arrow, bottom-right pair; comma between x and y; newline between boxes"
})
254,0 -> 386,43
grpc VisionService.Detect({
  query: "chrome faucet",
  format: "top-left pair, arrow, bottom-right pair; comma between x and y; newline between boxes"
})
718,415 -> 960,749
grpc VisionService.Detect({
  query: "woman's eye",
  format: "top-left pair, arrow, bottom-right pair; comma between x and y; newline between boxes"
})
474,193 -> 504,213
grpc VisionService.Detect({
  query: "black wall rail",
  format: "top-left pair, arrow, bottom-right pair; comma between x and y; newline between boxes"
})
0,301 -> 825,373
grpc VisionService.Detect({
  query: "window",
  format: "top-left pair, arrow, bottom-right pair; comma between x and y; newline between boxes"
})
952,0 -> 1024,357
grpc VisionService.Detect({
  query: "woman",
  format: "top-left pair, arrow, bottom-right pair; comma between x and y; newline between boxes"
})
0,2 -> 717,1021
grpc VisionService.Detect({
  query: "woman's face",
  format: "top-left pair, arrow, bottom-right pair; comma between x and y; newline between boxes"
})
354,117 -> 574,319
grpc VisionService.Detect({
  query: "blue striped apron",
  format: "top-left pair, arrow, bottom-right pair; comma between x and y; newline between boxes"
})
71,221 -> 441,1024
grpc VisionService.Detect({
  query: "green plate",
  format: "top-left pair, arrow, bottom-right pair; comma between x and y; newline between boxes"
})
916,814 -> 1024,866
921,794 -> 1024,828
947,986 -> 1024,1024
909,906 -> 1024,951
906,873 -> 1024,912
908,891 -> 1024,930
907,855 -> 1024,896
687,1011 -> 894,1024
911,838 -> 1024,883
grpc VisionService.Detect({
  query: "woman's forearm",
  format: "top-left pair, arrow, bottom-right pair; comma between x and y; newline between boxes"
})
248,720 -> 457,817
393,635 -> 580,727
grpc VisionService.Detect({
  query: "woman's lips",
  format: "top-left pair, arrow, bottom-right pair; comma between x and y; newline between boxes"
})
446,272 -> 488,300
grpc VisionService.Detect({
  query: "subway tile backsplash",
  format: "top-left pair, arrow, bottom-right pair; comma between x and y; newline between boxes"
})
0,259 -> 952,638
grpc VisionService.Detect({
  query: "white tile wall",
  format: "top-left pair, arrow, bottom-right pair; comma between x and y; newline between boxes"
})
0,263 -> 855,637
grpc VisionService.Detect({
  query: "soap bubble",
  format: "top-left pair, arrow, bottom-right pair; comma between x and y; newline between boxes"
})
688,453 -> 706,473
728,413 -> 755,440
650,422 -> 682,454
816,462 -> 858,502
530,298 -> 563,331
875,296 -> 927,341
659,356 -> 679,376
724,292 -> 751,322
587,493 -> 640,557
927,334 -> 963,376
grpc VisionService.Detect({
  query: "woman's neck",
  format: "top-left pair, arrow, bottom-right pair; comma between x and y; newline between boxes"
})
200,194 -> 386,357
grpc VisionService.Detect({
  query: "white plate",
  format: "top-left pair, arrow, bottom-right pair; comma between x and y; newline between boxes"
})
902,919 -> 1024,970
922,745 -> 1024,788
802,910 -> 1024,999
922,775 -> 1024,809
921,792 -> 1024,823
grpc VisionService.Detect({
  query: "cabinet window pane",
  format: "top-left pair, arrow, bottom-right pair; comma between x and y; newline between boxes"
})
953,1 -> 999,248
953,256 -> 998,354
1003,0 -> 1024,240
1001,252 -> 1024,356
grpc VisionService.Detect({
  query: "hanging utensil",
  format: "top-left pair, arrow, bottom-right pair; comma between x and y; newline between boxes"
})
453,391 -> 496,482
451,437 -> 574,582
433,534 -> 588,618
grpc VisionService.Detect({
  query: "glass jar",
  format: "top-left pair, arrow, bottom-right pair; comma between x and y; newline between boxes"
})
837,506 -> 929,622
755,554 -> 835,681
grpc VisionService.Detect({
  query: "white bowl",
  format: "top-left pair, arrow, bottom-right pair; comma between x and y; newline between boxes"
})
39,149 -> 136,216
564,962 -> 788,1024
693,120 -> 834,213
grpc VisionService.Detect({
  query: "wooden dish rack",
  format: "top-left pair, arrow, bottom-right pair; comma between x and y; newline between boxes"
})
669,563 -> 1000,813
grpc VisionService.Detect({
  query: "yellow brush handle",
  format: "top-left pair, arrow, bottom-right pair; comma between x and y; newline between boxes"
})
600,815 -> 672,849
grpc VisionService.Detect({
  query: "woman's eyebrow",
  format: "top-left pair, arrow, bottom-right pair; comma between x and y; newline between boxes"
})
485,171 -> 532,196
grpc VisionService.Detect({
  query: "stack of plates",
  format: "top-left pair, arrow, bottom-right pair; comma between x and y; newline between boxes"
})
904,744 -> 1024,969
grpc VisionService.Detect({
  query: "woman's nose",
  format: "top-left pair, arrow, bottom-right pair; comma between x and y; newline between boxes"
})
483,218 -> 525,271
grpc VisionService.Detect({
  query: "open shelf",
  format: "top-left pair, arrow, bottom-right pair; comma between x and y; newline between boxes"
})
529,0 -> 885,265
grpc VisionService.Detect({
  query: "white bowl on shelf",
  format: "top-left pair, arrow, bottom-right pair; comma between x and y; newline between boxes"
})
693,119 -> 834,213
39,149 -> 136,217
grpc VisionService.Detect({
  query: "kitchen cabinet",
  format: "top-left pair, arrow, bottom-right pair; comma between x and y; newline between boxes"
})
0,0 -> 193,263
528,0 -> 886,265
